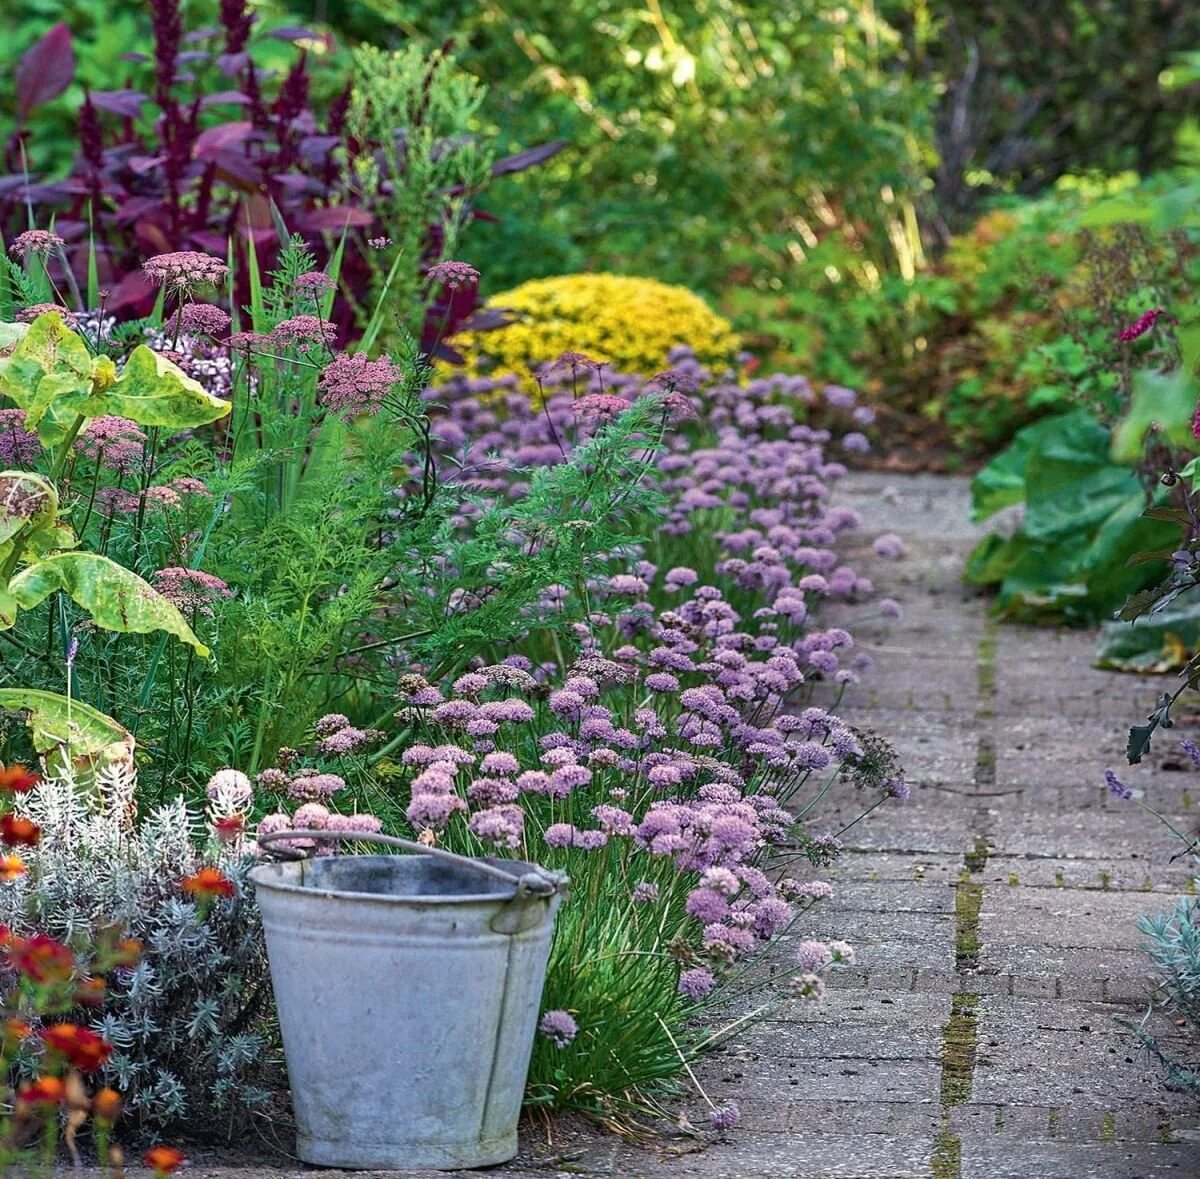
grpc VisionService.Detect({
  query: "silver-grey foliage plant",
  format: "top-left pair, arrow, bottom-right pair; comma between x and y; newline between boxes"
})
0,765 -> 277,1132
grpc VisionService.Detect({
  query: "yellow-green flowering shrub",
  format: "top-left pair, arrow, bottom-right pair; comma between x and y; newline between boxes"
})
453,274 -> 739,392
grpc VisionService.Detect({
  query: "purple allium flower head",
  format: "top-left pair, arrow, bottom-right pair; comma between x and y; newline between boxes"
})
678,967 -> 716,1000
480,751 -> 520,776
796,940 -> 835,972
287,769 -> 347,801
872,533 -> 905,559
315,713 -> 351,737
468,804 -> 524,849
708,1102 -> 739,1132
632,881 -> 660,904
685,887 -> 730,923
538,1009 -> 578,1048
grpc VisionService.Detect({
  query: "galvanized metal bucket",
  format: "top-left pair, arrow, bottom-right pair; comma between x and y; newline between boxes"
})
251,829 -> 568,1171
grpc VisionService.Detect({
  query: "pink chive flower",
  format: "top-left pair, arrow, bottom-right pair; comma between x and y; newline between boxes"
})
426,260 -> 480,290
538,1010 -> 578,1047
143,251 -> 229,289
10,230 -> 64,258
709,1102 -> 739,1132
678,967 -> 716,1000
1117,307 -> 1166,342
467,805 -> 524,849
872,533 -> 904,559
318,352 -> 403,416
287,769 -> 347,801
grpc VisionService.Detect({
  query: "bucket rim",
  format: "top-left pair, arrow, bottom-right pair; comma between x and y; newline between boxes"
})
247,855 -> 561,907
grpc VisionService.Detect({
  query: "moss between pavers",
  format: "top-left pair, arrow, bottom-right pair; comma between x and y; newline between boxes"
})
939,992 -> 980,1107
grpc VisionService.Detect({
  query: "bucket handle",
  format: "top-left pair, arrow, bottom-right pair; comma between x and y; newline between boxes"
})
257,828 -> 564,899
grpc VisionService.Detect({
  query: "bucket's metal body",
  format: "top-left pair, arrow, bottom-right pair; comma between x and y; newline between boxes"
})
250,850 -> 563,1171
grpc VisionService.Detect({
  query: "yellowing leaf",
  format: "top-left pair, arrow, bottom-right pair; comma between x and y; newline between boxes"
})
83,345 -> 231,429
0,312 -> 93,444
0,687 -> 134,777
7,552 -> 209,656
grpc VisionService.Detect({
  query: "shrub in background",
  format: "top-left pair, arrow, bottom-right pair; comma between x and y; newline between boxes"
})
451,274 -> 739,392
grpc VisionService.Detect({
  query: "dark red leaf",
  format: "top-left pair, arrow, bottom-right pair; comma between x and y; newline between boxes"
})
208,150 -> 264,189
216,52 -> 251,75
200,91 -> 250,108
269,26 -> 318,42
193,121 -> 256,158
105,271 -> 156,312
90,90 -> 149,119
298,206 -> 374,230
17,23 -> 76,120
490,140 -> 568,177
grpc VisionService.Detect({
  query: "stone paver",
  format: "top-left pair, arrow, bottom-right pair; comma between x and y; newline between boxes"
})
91,473 -> 1200,1178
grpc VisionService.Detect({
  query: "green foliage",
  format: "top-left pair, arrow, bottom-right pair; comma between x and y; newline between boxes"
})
1128,887 -> 1200,1098
881,1 -> 1200,222
965,409 -> 1176,624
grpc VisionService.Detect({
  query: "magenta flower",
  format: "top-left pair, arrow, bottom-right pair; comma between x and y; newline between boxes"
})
1117,307 -> 1166,342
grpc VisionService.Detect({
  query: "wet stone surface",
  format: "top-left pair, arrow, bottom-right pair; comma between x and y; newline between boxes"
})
106,474 -> 1200,1178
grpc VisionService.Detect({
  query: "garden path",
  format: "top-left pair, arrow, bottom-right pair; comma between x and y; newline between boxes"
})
92,474 -> 1200,1179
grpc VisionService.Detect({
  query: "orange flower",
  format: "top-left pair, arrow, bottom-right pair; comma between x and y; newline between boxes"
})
4,1018 -> 32,1041
92,1087 -> 123,1121
7,933 -> 75,983
0,854 -> 27,882
0,764 -> 39,794
18,1076 -> 66,1106
0,813 -> 40,847
41,1023 -> 113,1072
144,1145 -> 187,1174
182,866 -> 235,899
75,976 -> 107,1007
